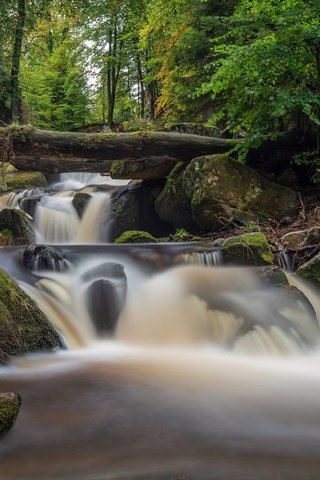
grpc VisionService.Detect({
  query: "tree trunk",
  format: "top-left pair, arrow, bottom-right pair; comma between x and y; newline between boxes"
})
11,0 -> 26,123
9,128 -> 238,177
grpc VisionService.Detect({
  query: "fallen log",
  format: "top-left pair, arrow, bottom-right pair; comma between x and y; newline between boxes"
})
7,127 -> 238,177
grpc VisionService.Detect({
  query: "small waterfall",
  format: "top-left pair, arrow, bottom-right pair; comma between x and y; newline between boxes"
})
0,188 -> 43,210
278,248 -> 292,271
75,193 -> 111,243
180,250 -> 222,266
114,265 -> 320,355
34,196 -> 80,243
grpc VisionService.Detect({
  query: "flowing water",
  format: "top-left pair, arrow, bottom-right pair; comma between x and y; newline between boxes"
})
0,173 -> 320,479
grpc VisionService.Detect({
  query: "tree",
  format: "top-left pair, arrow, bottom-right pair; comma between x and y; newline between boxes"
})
201,0 -> 320,155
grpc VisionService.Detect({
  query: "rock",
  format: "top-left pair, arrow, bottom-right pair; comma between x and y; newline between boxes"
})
81,262 -> 126,283
256,266 -> 289,286
109,180 -> 171,241
82,262 -> 127,334
23,245 -> 69,272
0,393 -> 21,437
19,194 -> 42,217
297,253 -> 320,288
86,279 -> 125,334
72,192 -> 92,218
0,208 -> 35,245
274,167 -> 299,188
110,156 -> 177,180
114,230 -> 159,243
183,155 -> 299,231
0,268 -> 62,364
282,227 -> 320,250
220,233 -> 274,266
155,163 -> 199,232
4,171 -> 47,191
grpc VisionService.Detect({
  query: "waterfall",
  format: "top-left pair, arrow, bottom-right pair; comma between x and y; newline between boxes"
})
1,173 -> 320,480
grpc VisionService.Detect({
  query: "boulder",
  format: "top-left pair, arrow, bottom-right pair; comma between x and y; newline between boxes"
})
0,268 -> 62,364
114,230 -> 158,243
0,208 -> 35,244
109,180 -> 171,241
23,245 -> 70,272
183,155 -> 299,231
82,262 -> 127,334
282,227 -> 320,250
86,279 -> 125,334
297,253 -> 320,288
155,163 -> 198,232
220,233 -> 274,266
0,393 -> 21,437
72,192 -> 92,218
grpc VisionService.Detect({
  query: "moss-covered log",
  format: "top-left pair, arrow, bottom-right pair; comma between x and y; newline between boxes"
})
8,127 -> 237,176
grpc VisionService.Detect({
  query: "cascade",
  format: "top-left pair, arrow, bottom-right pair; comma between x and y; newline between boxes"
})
0,173 -> 320,479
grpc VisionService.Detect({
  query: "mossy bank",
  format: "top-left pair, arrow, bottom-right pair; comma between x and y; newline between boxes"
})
0,268 -> 62,364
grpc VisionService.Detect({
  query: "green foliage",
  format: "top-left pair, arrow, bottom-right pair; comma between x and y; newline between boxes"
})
201,0 -> 320,156
171,228 -> 191,241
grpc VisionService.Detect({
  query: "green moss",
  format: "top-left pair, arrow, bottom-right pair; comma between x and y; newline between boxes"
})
297,253 -> 320,288
114,230 -> 158,243
0,228 -> 13,242
221,232 -> 274,266
0,393 -> 21,437
0,268 -> 62,364
5,171 -> 47,191
110,160 -> 127,178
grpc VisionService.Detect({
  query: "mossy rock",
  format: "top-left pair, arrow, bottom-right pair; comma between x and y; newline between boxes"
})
0,393 -> 21,437
114,230 -> 158,244
155,162 -> 198,232
0,208 -> 35,245
183,155 -> 298,231
0,268 -> 62,364
4,171 -> 47,191
297,253 -> 320,288
220,233 -> 274,266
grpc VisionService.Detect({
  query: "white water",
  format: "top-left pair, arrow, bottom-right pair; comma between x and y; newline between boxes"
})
1,173 -> 320,479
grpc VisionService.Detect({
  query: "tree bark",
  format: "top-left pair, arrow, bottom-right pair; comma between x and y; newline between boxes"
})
9,128 -> 238,177
11,0 -> 26,123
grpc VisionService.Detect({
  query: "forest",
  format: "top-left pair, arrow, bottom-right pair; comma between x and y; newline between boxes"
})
3,2 -> 320,477
1,0 -> 320,163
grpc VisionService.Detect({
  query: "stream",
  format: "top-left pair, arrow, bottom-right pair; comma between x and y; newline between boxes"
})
0,173 -> 320,480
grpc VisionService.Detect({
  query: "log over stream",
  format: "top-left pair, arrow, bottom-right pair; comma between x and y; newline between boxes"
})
8,128 -> 238,178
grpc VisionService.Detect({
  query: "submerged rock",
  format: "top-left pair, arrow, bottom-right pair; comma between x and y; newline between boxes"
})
0,268 -> 62,364
181,154 -> 298,231
86,279 -> 125,333
0,393 -> 21,437
0,208 -> 35,245
83,262 -> 127,334
220,233 -> 274,266
114,230 -> 158,243
81,262 -> 126,283
23,245 -> 69,272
